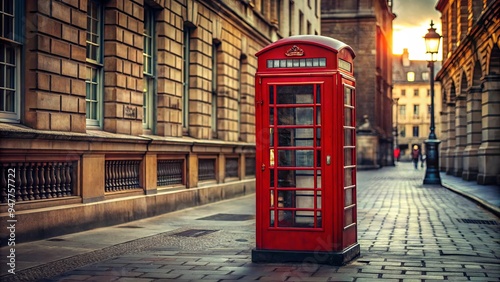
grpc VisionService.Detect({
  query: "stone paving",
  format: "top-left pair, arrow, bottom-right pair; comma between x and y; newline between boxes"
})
2,162 -> 499,281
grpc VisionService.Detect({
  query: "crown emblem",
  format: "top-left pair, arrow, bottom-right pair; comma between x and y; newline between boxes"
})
285,45 -> 304,57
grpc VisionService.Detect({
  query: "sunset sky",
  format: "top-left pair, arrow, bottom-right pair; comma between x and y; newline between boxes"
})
392,0 -> 443,61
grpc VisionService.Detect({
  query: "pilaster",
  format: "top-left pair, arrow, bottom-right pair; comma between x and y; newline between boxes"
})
463,86 -> 482,181
478,75 -> 500,185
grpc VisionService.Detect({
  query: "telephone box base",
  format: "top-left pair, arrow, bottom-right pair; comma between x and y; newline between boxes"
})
251,244 -> 360,266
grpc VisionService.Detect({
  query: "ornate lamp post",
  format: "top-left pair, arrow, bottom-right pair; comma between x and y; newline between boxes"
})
423,21 -> 442,185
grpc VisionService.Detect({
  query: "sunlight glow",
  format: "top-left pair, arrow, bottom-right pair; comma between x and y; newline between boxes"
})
393,23 -> 443,61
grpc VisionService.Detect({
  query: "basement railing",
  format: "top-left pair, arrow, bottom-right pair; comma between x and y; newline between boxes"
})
105,160 -> 141,192
1,161 -> 75,203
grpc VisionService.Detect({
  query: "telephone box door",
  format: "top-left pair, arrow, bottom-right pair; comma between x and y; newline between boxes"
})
257,76 -> 335,251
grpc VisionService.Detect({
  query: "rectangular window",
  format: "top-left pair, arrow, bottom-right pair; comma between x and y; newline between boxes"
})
299,11 -> 303,34
422,72 -> 429,80
400,126 -> 406,137
182,27 -> 192,130
413,89 -> 419,96
0,0 -> 21,122
413,104 -> 419,116
412,126 -> 419,137
401,89 -> 406,96
427,89 -> 430,96
399,105 -> 406,116
86,0 -> 103,127
406,71 -> 415,81
143,7 -> 155,130
212,42 -> 220,136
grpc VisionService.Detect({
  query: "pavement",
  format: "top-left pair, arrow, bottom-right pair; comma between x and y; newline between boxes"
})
0,162 -> 499,281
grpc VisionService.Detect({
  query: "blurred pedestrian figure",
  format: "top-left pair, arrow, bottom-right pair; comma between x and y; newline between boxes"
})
411,145 -> 421,169
394,148 -> 401,162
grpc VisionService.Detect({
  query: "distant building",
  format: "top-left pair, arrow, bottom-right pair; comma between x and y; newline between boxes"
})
321,0 -> 396,169
392,49 -> 442,161
435,0 -> 500,185
0,0 -> 320,243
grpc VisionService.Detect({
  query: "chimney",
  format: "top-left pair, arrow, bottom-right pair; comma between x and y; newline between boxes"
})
402,48 -> 410,67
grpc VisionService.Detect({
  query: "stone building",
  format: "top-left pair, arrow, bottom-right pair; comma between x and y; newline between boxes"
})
321,0 -> 396,169
393,49 -> 442,161
0,0 -> 320,243
435,0 -> 500,185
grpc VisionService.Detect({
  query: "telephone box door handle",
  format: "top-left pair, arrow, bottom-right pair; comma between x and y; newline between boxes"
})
326,155 -> 331,165
261,163 -> 266,171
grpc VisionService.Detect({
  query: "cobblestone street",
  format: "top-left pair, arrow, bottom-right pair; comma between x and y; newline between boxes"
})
2,162 -> 499,281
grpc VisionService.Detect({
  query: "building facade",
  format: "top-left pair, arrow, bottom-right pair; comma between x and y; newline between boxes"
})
320,0 -> 395,168
0,0 -> 321,243
435,0 -> 500,185
393,49 -> 442,161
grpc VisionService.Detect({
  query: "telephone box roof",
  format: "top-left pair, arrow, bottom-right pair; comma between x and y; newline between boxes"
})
255,35 -> 355,58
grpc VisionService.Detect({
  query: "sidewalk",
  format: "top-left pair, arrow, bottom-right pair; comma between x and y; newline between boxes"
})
440,171 -> 500,217
1,163 -> 499,281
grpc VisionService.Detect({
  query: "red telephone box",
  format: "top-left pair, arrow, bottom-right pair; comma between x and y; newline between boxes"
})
252,35 -> 359,265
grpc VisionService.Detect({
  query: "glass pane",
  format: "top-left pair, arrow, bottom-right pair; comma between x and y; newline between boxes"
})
0,90 -> 4,110
85,81 -> 92,99
344,87 -> 352,105
277,150 -> 293,167
295,173 -> 315,188
316,107 -> 321,125
345,208 -> 353,225
270,210 -> 274,227
90,101 -> 97,119
277,190 -> 293,207
5,90 -> 14,112
3,16 -> 13,40
0,65 -> 4,87
277,170 -> 295,187
6,66 -> 14,88
294,211 -> 314,227
278,128 -> 313,147
0,45 -> 4,62
91,84 -> 97,100
345,187 -> 353,206
344,148 -> 353,166
5,47 -> 15,64
345,128 -> 353,146
270,168 -> 274,187
344,168 -> 353,186
86,101 -> 91,118
316,150 -> 321,167
277,107 -> 313,125
344,108 -> 351,125
316,85 -> 321,103
276,85 -> 313,104
269,107 -> 274,125
270,190 -> 274,207
296,150 -> 314,167
316,194 -> 322,209
4,0 -> 14,14
296,190 -> 314,209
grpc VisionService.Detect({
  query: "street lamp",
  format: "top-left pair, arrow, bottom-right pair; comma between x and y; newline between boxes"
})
423,20 -> 441,185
